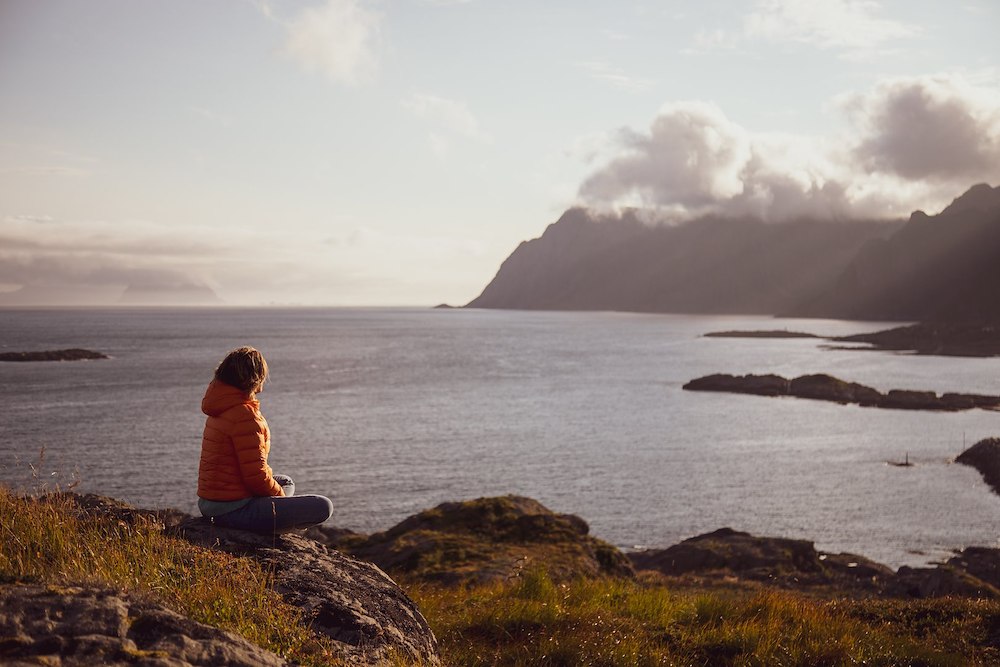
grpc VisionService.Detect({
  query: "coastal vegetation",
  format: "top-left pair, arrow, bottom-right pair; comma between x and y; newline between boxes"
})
8,486 -> 1000,664
0,486 -> 342,666
409,571 -> 999,666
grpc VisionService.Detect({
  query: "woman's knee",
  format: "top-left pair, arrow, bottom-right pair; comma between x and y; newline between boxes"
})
308,495 -> 334,523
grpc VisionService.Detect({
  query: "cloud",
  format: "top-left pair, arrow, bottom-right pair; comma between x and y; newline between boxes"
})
1,166 -> 91,177
577,74 -> 1000,222
401,93 -> 493,158
402,93 -> 491,147
577,61 -> 654,93
690,0 -> 918,58
0,216 -> 236,293
580,102 -> 751,211
282,0 -> 382,84
846,75 -> 1000,181
745,0 -> 918,50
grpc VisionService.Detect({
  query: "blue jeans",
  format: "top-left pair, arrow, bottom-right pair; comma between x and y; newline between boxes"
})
211,475 -> 334,534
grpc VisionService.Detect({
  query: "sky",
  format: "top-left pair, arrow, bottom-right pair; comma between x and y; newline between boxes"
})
1,0 -> 998,306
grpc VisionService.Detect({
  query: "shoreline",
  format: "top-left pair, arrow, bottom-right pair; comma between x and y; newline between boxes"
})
705,322 -> 1000,358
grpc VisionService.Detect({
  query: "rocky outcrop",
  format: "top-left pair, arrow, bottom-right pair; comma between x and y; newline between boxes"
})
309,495 -> 635,585
630,528 -> 1000,600
0,584 -> 286,666
34,493 -> 440,665
0,348 -> 108,362
683,373 -> 1000,411
172,519 -> 440,666
629,528 -> 893,593
956,438 -> 1000,496
682,373 -> 790,397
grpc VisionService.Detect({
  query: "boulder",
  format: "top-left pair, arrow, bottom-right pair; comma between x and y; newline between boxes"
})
316,496 -> 635,585
788,374 -> 882,405
171,519 -> 440,666
629,528 -> 892,592
0,584 -> 287,666
887,566 -> 999,599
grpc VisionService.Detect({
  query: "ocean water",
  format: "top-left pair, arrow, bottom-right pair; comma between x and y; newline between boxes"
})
1,307 -> 998,568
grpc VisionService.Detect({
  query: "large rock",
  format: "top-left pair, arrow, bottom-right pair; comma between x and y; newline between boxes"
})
788,374 -> 882,405
629,528 -> 892,592
0,584 -> 286,666
311,495 -> 635,585
683,373 -> 790,397
172,519 -> 440,666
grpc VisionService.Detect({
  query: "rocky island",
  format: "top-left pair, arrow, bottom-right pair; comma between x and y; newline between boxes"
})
683,372 -> 1000,411
0,348 -> 109,362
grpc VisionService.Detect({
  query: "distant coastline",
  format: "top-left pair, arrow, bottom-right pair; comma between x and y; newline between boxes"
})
0,349 -> 108,362
704,322 -> 1000,358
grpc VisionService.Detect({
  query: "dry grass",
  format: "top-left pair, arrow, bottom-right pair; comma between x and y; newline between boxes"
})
6,472 -> 1000,667
0,485 -> 343,666
408,569 -> 982,666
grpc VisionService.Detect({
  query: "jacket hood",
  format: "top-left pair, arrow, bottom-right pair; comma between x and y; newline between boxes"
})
201,379 -> 258,417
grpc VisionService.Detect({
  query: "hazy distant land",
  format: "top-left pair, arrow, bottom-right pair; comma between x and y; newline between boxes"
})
704,322 -> 1000,358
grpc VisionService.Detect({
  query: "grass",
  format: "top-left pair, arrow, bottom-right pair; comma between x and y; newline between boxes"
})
407,569 -> 997,666
6,477 -> 1000,666
0,485 -> 343,666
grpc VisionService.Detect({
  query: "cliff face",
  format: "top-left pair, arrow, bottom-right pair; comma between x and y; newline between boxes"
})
466,208 -> 896,315
467,184 -> 1000,322
792,183 -> 1000,321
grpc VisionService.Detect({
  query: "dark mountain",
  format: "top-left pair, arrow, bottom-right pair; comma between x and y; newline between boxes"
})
466,184 -> 1000,322
791,184 -> 1000,322
467,209 -> 898,315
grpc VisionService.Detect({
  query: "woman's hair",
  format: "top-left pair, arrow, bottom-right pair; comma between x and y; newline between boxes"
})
215,346 -> 269,394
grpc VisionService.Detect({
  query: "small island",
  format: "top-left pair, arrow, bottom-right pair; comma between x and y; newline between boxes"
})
0,349 -> 109,362
683,373 -> 1000,411
704,330 -> 820,339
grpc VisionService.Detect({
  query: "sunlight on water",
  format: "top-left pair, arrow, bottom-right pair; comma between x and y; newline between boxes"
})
2,307 -> 999,568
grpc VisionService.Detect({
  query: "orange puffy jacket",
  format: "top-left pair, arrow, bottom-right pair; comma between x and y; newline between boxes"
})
197,379 -> 284,501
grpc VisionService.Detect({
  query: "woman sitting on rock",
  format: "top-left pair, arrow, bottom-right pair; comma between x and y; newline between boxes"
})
197,346 -> 333,533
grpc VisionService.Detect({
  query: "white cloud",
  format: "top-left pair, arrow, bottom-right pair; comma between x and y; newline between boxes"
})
581,101 -> 751,211
577,74 -> 1000,222
402,93 -> 491,143
1,166 -> 91,177
282,0 -> 382,84
690,0 -> 918,58
578,61 -> 654,93
745,0 -> 918,50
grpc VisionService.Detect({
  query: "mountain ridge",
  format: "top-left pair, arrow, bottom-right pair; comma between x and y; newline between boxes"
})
467,183 -> 1000,322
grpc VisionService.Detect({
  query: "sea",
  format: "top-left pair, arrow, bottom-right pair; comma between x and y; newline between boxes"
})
2,307 -> 998,569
